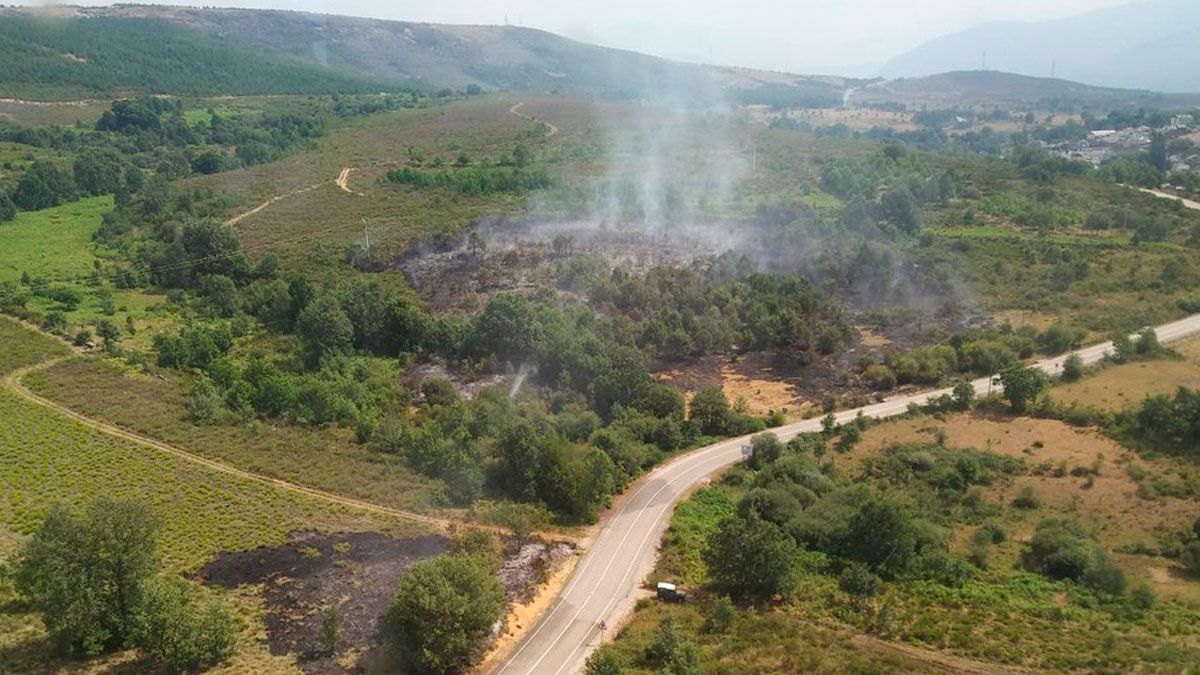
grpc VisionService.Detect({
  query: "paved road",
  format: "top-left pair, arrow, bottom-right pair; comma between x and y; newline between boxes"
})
493,313 -> 1200,675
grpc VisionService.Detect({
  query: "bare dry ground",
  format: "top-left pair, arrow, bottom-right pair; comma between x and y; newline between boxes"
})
1054,338 -> 1200,409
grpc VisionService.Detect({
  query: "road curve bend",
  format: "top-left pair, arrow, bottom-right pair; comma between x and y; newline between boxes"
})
493,313 -> 1200,675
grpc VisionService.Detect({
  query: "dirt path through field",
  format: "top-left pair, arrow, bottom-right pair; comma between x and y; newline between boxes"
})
225,180 -> 328,226
1137,186 -> 1200,211
336,167 -> 366,196
509,102 -> 559,137
4,357 -> 445,528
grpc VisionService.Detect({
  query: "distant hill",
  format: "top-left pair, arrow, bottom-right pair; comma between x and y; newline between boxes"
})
0,5 -> 858,106
0,10 -> 394,100
881,0 -> 1200,93
852,71 -> 1200,112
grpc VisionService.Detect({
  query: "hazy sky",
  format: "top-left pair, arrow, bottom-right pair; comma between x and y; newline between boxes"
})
38,0 -> 1137,73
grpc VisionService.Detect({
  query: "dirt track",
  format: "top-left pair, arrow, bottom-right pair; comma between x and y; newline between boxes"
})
509,102 -> 559,137
225,181 -> 328,226
336,167 -> 365,196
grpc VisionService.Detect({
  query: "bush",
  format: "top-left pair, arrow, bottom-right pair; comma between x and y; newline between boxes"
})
131,576 -> 240,672
644,615 -> 699,675
1061,353 -> 1085,382
1024,518 -> 1125,594
1181,541 -> 1200,577
386,553 -> 506,674
1012,485 -> 1040,509
838,563 -> 882,599
585,649 -> 625,675
703,596 -> 735,634
863,363 -> 896,390
185,376 -> 224,424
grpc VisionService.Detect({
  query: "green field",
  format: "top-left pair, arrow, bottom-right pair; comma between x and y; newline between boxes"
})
0,195 -> 111,283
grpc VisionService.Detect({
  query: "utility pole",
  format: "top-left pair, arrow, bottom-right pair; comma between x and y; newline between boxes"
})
363,218 -> 371,257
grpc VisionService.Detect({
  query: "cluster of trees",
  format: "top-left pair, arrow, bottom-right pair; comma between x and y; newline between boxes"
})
1124,386 -> 1200,457
1010,145 -> 1090,183
10,498 -> 239,670
702,433 -> 999,604
384,164 -> 552,196
819,145 -> 957,234
558,253 -> 854,360
864,322 -> 1084,390
143,262 -> 763,520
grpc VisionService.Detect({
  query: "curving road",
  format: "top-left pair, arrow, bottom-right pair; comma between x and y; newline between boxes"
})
493,313 -> 1200,675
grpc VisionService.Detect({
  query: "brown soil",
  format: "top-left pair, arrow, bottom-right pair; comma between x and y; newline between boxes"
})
198,531 -> 574,674
656,350 -> 870,419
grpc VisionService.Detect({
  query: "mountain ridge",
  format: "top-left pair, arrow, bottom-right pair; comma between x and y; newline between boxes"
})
881,0 -> 1200,93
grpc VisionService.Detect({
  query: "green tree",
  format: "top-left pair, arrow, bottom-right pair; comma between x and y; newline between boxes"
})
13,160 -> 78,211
0,187 -> 18,222
1180,541 -> 1200,577
185,375 -> 224,424
748,432 -> 783,470
1135,327 -> 1160,356
96,318 -> 122,352
952,380 -> 976,410
471,293 -> 543,363
130,576 -> 240,672
14,498 -> 159,656
704,515 -> 797,602
1111,333 -> 1135,363
999,364 -> 1047,413
386,553 -> 506,674
485,502 -> 550,546
1149,133 -> 1169,173
881,185 -> 918,233
1061,353 -> 1085,382
689,386 -> 731,436
295,294 -> 354,364
73,148 -> 125,196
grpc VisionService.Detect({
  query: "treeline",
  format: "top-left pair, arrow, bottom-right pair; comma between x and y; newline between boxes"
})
859,321 -> 1090,390
1122,386 -> 1200,457
384,165 -> 552,196
0,16 -> 396,99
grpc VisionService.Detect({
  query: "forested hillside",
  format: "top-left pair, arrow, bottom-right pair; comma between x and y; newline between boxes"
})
0,14 -> 397,100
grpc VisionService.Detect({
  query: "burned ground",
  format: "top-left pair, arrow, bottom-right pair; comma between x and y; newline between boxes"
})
197,531 -> 573,674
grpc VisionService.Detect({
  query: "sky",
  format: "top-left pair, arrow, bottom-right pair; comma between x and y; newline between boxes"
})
29,0 -> 1138,74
